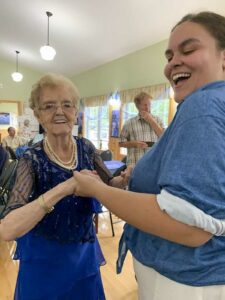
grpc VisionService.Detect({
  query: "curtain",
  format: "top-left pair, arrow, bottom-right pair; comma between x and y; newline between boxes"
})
119,83 -> 170,104
83,94 -> 109,107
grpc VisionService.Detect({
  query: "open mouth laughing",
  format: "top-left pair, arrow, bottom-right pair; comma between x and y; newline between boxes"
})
172,72 -> 191,86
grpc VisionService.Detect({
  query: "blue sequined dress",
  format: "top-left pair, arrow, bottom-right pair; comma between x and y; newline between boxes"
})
6,137 -> 109,300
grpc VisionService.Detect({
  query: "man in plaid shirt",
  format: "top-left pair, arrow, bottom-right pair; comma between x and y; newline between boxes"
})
119,92 -> 164,167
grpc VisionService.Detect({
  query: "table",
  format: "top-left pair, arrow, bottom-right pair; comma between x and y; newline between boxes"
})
104,160 -> 125,175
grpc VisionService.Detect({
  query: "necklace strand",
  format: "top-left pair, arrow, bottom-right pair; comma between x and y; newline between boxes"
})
44,137 -> 78,170
44,140 -> 77,170
45,137 -> 75,165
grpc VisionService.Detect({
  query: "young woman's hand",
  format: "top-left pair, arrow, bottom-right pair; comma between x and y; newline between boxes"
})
73,170 -> 104,197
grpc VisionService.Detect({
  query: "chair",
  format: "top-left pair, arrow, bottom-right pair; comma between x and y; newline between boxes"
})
0,159 -> 18,217
0,159 -> 18,191
94,162 -> 126,237
0,145 -> 9,175
100,150 -> 112,161
121,155 -> 127,164
94,208 -> 115,237
5,146 -> 17,159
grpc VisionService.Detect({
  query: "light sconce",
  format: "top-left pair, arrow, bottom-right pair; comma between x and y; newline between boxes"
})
11,50 -> 23,82
40,11 -> 56,61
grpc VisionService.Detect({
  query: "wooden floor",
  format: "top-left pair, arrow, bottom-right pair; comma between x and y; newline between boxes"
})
0,213 -> 137,300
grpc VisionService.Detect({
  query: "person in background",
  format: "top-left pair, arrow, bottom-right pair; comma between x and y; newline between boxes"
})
0,73 -> 130,300
31,124 -> 45,145
2,127 -> 24,151
119,92 -> 164,167
73,11 -> 225,300
19,119 -> 33,143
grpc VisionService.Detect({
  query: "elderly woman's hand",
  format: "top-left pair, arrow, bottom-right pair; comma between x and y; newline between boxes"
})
121,166 -> 133,184
110,166 -> 133,189
61,176 -> 78,196
80,169 -> 103,182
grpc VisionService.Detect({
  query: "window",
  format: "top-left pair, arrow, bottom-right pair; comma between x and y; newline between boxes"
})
122,103 -> 137,125
151,98 -> 170,128
84,106 -> 109,149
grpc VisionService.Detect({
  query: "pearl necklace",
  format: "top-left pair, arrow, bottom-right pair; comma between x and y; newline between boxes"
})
44,137 -> 78,170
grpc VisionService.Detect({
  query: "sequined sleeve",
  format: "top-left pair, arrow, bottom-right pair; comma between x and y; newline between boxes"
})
82,138 -> 113,185
94,151 -> 114,184
3,158 -> 33,217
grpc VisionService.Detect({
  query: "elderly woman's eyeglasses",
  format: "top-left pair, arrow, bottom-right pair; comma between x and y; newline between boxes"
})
38,101 -> 76,113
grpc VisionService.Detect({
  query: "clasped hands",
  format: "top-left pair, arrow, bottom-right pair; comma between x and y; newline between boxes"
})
71,166 -> 132,197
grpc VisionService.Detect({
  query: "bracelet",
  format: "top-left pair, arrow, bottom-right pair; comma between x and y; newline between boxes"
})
38,194 -> 54,214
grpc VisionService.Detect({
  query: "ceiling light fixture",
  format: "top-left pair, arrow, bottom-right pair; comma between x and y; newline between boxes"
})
11,50 -> 23,82
40,11 -> 56,61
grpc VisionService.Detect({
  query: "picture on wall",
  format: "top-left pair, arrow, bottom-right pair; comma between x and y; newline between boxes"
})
0,112 -> 10,125
77,111 -> 84,135
111,109 -> 120,137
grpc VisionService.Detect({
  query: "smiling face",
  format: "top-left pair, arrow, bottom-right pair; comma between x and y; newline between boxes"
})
34,85 -> 77,137
164,21 -> 225,103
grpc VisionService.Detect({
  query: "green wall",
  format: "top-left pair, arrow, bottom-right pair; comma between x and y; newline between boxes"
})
0,39 -> 169,101
0,58 -> 42,102
71,39 -> 169,98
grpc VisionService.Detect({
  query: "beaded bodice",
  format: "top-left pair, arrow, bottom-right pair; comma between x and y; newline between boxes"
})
23,137 -> 101,244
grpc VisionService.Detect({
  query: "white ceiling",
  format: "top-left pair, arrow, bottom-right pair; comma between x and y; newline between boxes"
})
1,0 -> 225,77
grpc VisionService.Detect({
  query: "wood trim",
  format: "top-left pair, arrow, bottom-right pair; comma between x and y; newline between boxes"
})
0,100 -> 24,115
168,97 -> 177,124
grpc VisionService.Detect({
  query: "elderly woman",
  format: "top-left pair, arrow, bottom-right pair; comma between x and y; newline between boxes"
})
0,73 -> 129,300
73,11 -> 225,300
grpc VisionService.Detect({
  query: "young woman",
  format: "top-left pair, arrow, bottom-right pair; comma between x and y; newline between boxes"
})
73,12 -> 225,300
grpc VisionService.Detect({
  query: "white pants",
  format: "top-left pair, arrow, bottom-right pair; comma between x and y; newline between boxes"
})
133,257 -> 225,300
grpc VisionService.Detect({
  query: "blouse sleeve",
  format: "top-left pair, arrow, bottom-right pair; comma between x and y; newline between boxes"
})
2,158 -> 33,217
157,189 -> 225,236
83,138 -> 113,185
94,151 -> 113,185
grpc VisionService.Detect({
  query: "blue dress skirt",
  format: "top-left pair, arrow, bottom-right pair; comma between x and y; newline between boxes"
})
14,259 -> 105,300
12,139 -> 107,299
14,231 -> 106,300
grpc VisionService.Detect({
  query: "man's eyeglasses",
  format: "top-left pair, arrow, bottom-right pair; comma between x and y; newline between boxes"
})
38,101 -> 76,113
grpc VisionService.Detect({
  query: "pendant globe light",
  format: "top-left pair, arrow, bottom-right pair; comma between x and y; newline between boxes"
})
40,11 -> 56,61
11,51 -> 23,82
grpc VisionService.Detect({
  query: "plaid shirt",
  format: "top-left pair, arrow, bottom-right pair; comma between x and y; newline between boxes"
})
120,114 -> 163,166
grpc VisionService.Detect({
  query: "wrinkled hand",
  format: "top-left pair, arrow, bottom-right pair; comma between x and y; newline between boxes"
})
120,166 -> 133,186
110,166 -> 133,189
62,176 -> 78,196
80,169 -> 103,182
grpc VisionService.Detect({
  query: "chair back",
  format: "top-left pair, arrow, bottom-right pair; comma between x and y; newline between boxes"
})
0,146 -> 9,175
0,159 -> 18,207
100,150 -> 112,161
6,146 -> 17,159
0,159 -> 18,188
121,156 -> 127,164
